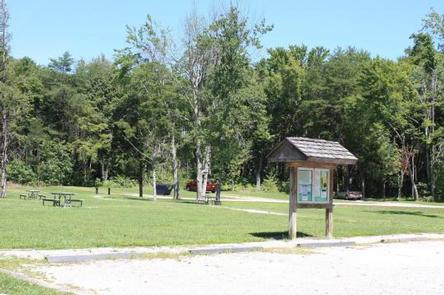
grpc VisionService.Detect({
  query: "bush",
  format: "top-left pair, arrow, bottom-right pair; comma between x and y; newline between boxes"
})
261,173 -> 279,192
111,175 -> 136,188
230,182 -> 254,192
417,182 -> 431,199
32,141 -> 73,185
37,158 -> 73,185
7,160 -> 37,184
278,180 -> 290,193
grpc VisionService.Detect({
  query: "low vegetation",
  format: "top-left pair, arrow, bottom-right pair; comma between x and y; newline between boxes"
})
0,185 -> 443,249
0,272 -> 68,295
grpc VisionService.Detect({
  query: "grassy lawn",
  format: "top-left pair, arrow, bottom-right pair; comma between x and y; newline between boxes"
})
222,200 -> 444,237
0,272 -> 68,295
223,190 -> 288,200
0,184 -> 443,249
0,185 -> 289,249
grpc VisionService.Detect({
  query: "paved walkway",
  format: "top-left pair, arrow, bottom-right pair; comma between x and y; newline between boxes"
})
2,233 -> 444,294
1,233 -> 443,261
26,240 -> 444,295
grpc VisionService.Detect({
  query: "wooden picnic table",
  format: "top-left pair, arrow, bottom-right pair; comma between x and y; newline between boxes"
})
26,189 -> 40,199
20,189 -> 40,200
51,192 -> 75,207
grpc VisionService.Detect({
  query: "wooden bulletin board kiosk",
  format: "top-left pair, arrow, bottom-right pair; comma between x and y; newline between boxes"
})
267,137 -> 357,239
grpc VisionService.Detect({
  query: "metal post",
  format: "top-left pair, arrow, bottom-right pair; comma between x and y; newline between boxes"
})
215,179 -> 221,205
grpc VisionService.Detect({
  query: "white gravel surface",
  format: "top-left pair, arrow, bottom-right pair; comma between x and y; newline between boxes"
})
33,240 -> 444,295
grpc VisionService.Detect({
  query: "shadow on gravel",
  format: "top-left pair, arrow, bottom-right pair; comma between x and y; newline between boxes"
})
368,210 -> 442,219
250,231 -> 313,240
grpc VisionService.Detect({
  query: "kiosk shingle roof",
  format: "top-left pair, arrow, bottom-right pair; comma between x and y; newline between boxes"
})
268,137 -> 357,165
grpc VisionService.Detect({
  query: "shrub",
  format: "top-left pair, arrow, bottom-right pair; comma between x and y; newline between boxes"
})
278,180 -> 290,193
37,158 -> 73,185
261,173 -> 279,192
7,160 -> 37,184
33,141 -> 73,185
112,175 -> 136,188
417,182 -> 431,199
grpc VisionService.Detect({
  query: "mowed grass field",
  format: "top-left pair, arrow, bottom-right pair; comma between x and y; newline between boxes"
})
0,272 -> 68,295
0,184 -> 444,249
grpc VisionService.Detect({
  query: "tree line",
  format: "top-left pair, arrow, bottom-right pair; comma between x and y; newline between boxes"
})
1,1 -> 444,200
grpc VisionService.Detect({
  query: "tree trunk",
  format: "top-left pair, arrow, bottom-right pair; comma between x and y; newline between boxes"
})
101,161 -> 109,181
382,181 -> 386,201
201,145 -> 211,197
397,170 -> 404,201
430,75 -> 437,200
196,139 -> 204,201
255,156 -> 262,191
409,157 -> 419,201
215,178 -> 221,205
152,168 -> 157,201
431,172 -> 436,201
360,169 -> 366,200
172,134 -> 179,200
0,111 -> 8,198
138,161 -> 144,198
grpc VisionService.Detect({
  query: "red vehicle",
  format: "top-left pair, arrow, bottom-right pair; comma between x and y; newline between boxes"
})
186,179 -> 218,193
337,191 -> 363,200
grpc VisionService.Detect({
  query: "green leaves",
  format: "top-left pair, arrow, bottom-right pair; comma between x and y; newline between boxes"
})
48,51 -> 74,74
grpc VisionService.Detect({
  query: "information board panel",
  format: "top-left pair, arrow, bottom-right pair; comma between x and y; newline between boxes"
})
298,168 -> 329,203
298,169 -> 312,202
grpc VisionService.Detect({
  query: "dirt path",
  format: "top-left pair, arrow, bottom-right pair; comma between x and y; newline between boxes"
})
30,240 -> 444,295
123,192 -> 444,209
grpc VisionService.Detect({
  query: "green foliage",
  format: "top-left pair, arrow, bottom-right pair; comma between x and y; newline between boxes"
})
3,5 -> 444,201
48,51 -> 74,73
196,7 -> 271,182
261,173 -> 280,192
111,175 -> 136,188
35,142 -> 73,185
7,160 -> 36,184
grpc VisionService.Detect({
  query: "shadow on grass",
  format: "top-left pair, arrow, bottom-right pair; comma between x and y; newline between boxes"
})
174,199 -> 200,205
368,210 -> 442,219
172,199 -> 218,206
123,197 -> 204,205
250,231 -> 313,240
122,196 -> 155,202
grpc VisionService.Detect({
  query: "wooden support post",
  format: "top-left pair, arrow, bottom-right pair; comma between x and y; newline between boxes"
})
95,187 -> 99,195
325,207 -> 333,238
289,167 -> 298,240
108,187 -> 111,195
325,168 -> 335,238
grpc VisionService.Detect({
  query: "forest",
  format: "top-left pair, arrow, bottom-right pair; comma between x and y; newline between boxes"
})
0,2 -> 444,201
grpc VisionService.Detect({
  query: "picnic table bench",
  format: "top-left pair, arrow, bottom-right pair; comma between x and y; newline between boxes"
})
41,192 -> 83,207
197,194 -> 216,205
42,198 -> 60,207
19,190 -> 40,200
206,195 -> 216,205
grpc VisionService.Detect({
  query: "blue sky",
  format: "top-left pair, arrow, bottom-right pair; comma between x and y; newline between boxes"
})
8,0 -> 444,65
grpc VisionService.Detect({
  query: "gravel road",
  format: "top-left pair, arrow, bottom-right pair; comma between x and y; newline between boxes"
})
33,240 -> 444,295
